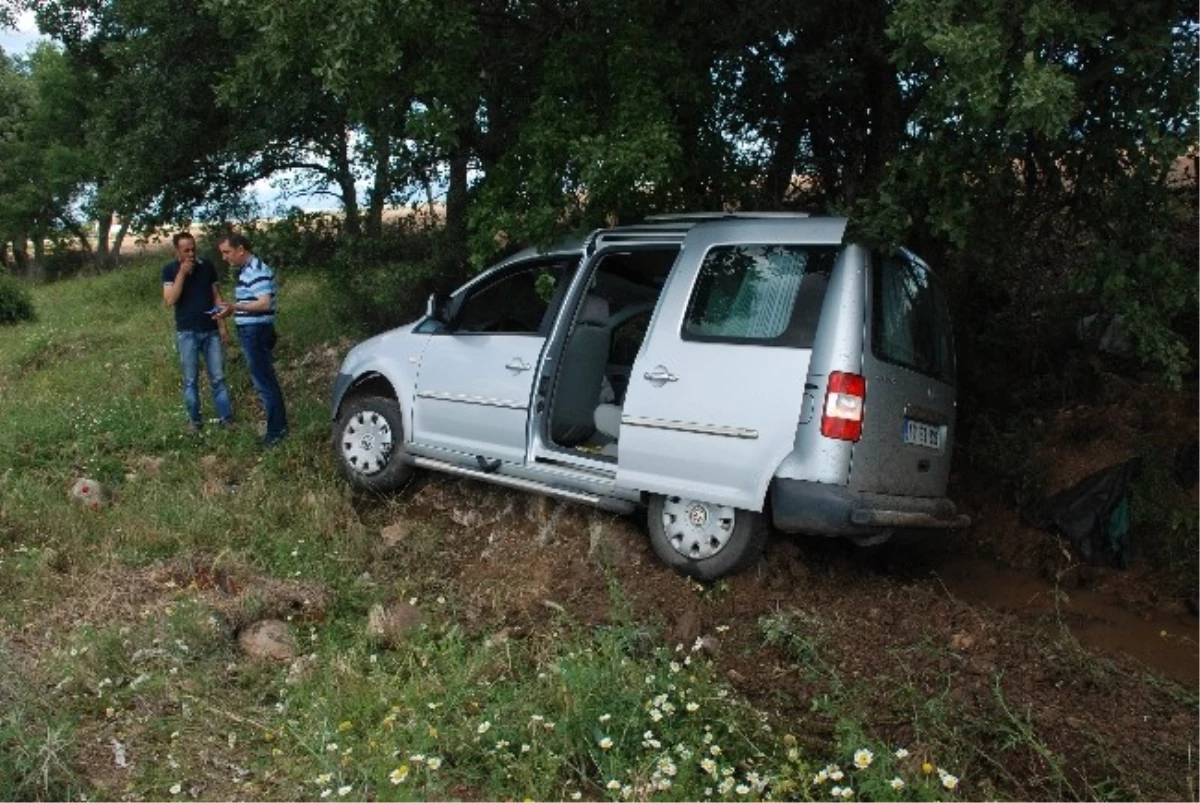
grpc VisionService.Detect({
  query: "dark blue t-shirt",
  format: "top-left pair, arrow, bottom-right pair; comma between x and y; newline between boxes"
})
162,258 -> 221,332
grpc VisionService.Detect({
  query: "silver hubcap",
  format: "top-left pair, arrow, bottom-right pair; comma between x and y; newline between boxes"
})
341,410 -> 394,475
661,497 -> 736,560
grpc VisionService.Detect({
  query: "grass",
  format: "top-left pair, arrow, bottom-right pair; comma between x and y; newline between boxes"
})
2,259 -> 1190,801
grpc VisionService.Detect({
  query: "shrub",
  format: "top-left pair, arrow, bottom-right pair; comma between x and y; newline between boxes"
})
0,274 -> 35,325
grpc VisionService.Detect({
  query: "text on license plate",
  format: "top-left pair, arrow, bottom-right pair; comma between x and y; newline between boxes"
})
903,419 -> 942,449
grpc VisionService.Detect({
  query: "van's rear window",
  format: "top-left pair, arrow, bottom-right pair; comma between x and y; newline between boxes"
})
871,251 -> 956,384
682,244 -> 837,347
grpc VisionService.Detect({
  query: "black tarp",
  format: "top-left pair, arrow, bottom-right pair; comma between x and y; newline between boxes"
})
1020,458 -> 1141,568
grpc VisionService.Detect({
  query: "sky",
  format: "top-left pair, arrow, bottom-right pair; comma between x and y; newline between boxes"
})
0,10 -> 41,55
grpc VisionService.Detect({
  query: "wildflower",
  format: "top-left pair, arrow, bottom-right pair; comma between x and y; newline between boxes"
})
320,790 -> 332,799
599,737 -> 614,750
686,702 -> 700,712
940,772 -> 960,790
735,783 -> 750,795
894,747 -> 910,760
606,779 -> 621,791
839,787 -> 854,799
426,757 -> 442,770
389,766 -> 409,785
830,769 -> 844,781
692,637 -> 705,652
477,721 -> 492,735
337,720 -> 353,732
831,786 -> 843,797
409,754 -> 426,763
315,773 -> 333,785
649,709 -> 663,723
710,745 -> 722,756
530,714 -> 545,724
571,794 -> 582,801
701,758 -> 718,776
324,743 -> 338,752
169,783 -> 182,795
889,777 -> 905,791
521,743 -> 531,753
337,785 -> 352,797
669,661 -> 682,673
853,748 -> 874,769
921,762 -> 935,775
658,758 -> 678,777
812,769 -> 829,785
599,714 -> 612,723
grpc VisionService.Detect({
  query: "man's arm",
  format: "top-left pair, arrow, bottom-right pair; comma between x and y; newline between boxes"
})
162,261 -> 193,306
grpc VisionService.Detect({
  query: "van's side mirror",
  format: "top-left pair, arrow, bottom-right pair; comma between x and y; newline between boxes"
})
426,292 -> 451,324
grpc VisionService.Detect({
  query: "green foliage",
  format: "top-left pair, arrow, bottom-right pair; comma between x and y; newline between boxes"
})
0,274 -> 35,324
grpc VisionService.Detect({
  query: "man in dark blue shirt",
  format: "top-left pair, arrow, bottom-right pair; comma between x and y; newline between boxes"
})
162,232 -> 233,433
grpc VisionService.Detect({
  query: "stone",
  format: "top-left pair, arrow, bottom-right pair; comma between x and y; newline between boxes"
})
68,477 -> 106,510
237,620 -> 297,662
367,602 -> 422,648
380,521 -> 411,547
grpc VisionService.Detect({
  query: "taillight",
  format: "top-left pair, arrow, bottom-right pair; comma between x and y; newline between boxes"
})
821,371 -> 866,442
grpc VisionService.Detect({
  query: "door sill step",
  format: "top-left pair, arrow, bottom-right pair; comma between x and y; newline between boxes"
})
411,456 -> 635,513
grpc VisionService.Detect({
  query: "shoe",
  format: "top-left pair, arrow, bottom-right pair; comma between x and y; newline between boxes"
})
187,421 -> 203,435
216,418 -> 235,429
261,431 -> 288,448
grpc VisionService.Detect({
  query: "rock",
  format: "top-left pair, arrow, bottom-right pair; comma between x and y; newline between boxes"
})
68,477 -> 106,510
696,635 -> 720,656
587,516 -> 634,567
380,521 -> 411,547
367,602 -> 422,648
286,654 -> 318,685
670,609 -> 703,649
237,620 -> 297,662
950,632 -> 976,651
485,628 -> 511,649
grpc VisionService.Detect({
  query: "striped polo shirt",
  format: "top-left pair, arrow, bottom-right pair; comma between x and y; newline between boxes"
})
235,255 -> 277,326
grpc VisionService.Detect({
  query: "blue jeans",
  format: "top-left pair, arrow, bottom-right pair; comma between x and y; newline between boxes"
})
176,330 -> 233,425
237,323 -> 288,441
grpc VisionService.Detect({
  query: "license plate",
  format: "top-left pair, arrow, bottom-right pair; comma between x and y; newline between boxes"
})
903,418 -> 942,450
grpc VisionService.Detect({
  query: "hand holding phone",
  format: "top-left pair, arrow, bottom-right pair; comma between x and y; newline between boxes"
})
205,306 -> 222,317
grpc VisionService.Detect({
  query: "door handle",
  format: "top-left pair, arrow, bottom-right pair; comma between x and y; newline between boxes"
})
643,366 -> 679,384
505,358 -> 532,372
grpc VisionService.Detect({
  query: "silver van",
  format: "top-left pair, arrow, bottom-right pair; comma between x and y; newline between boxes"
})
330,214 -> 970,580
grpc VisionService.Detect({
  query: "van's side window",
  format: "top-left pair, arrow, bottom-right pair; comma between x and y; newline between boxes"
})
872,252 -> 956,384
682,244 -> 836,347
453,260 -> 574,335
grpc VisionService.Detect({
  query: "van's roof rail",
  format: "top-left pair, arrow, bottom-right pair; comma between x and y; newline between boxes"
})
643,211 -> 811,223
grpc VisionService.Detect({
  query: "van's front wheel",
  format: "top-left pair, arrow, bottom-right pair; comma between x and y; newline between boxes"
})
333,396 -> 414,492
647,495 -> 768,581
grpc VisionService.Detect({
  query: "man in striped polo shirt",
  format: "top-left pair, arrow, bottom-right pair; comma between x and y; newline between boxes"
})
216,233 -> 289,446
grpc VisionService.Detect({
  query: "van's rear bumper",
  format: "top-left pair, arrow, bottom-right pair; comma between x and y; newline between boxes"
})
770,479 -> 971,536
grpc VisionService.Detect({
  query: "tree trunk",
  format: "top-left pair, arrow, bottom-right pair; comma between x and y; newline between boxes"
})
96,212 -> 113,267
332,127 -> 361,237
12,238 -> 33,280
445,148 -> 470,270
112,217 -> 131,263
366,132 -> 392,238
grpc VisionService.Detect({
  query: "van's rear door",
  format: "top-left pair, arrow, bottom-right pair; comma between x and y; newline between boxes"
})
851,250 -> 957,497
615,218 -> 844,511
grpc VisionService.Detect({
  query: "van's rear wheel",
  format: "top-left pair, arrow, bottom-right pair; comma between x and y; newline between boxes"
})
334,396 -> 414,492
647,495 -> 768,581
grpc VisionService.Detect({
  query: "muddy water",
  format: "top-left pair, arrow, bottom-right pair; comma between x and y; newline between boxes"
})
933,557 -> 1198,688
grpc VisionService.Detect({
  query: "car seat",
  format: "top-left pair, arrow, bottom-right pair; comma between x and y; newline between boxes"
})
550,294 -> 612,446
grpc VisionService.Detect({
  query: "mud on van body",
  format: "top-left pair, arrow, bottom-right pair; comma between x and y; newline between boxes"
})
331,213 -> 969,580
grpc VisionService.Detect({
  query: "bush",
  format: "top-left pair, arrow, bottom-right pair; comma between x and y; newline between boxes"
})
0,275 -> 35,325
322,227 -> 471,337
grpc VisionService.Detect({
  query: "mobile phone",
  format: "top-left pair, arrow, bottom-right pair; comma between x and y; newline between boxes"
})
205,306 -> 221,316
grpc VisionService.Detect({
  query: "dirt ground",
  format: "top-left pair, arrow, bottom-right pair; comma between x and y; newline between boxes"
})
352,372 -> 1198,801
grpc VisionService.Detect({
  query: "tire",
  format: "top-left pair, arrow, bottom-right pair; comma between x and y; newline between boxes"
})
647,494 -> 769,581
333,395 -> 415,492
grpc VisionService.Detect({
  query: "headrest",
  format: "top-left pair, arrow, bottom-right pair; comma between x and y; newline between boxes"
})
579,294 -> 610,326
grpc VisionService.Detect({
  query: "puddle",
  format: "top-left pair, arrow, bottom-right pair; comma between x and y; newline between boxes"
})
932,557 -> 1198,688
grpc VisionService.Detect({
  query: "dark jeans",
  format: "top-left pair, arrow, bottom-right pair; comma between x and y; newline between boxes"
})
237,323 -> 288,441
